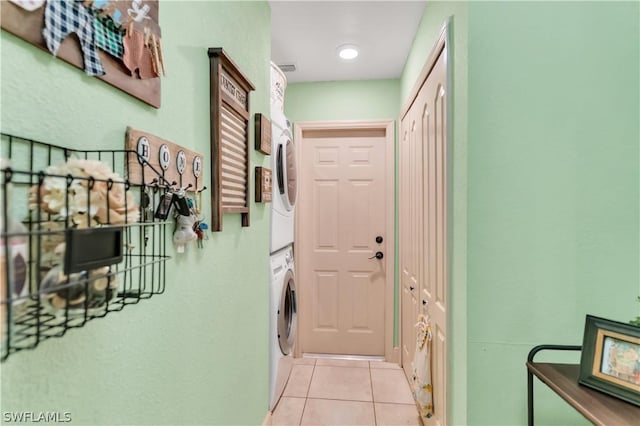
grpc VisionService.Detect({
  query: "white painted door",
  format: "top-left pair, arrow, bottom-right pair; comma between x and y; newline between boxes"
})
421,49 -> 447,426
400,44 -> 448,426
400,102 -> 422,379
298,125 -> 392,356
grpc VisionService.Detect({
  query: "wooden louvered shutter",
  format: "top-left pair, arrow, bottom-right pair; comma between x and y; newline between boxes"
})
208,48 -> 255,231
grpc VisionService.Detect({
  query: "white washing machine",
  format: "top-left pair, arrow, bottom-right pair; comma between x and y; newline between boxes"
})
269,109 -> 297,254
269,245 -> 297,411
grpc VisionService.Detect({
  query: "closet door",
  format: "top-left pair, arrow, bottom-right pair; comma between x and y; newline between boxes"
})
400,112 -> 420,380
400,44 -> 448,426
421,49 -> 448,426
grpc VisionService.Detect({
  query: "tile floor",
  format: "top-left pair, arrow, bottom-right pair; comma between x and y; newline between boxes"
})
271,358 -> 421,426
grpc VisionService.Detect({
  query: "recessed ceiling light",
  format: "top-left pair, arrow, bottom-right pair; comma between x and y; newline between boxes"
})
337,44 -> 359,60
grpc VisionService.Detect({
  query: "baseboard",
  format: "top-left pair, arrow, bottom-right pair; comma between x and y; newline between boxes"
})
386,346 -> 400,364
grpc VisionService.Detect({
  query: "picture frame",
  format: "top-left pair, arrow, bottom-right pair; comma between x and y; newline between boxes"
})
255,167 -> 272,203
578,315 -> 640,406
255,113 -> 272,155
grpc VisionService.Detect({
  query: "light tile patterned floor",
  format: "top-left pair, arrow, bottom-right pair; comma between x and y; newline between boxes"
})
272,358 -> 421,426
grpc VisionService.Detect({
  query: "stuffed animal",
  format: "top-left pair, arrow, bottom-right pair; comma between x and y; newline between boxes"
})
173,213 -> 197,253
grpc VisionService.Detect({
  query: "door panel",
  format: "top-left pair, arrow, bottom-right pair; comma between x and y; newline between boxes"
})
400,47 -> 448,426
299,128 -> 389,356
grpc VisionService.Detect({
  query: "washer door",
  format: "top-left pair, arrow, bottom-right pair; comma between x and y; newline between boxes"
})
276,134 -> 297,211
277,269 -> 297,355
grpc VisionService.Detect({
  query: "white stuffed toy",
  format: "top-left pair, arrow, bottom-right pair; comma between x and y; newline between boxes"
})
173,214 -> 197,253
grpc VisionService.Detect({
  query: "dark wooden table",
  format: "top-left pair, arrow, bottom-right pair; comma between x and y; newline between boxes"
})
527,345 -> 640,425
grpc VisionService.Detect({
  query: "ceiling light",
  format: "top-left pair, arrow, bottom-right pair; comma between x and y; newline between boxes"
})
337,44 -> 359,60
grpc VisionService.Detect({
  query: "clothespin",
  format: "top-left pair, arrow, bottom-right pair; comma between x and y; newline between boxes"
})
127,20 -> 134,37
99,4 -> 116,18
157,37 -> 166,76
144,27 -> 151,46
151,33 -> 162,77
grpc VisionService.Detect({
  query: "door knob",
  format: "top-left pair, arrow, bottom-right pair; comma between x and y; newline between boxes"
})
409,286 -> 415,291
368,251 -> 384,260
375,236 -> 383,244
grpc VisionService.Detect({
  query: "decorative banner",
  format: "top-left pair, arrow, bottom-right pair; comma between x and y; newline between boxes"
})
0,0 -> 163,108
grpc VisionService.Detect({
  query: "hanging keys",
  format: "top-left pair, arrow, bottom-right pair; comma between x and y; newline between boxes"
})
192,220 -> 208,248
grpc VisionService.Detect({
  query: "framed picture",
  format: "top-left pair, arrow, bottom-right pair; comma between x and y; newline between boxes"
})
255,167 -> 272,203
255,113 -> 272,155
579,315 -> 640,406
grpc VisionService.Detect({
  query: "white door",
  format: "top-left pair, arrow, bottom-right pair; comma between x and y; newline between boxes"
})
400,91 -> 424,379
400,42 -> 448,426
297,122 -> 394,356
421,49 -> 447,426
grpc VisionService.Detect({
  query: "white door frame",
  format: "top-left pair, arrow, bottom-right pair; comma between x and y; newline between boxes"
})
293,120 -> 397,362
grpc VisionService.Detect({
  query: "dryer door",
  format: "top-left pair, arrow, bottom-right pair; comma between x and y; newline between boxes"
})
277,269 -> 297,355
276,132 -> 297,211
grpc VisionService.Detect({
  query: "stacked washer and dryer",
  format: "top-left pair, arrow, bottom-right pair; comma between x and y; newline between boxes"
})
268,63 -> 298,412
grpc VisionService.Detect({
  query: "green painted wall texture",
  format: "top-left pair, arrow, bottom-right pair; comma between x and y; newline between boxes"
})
466,2 -> 639,425
284,79 -> 400,122
1,1 -> 271,425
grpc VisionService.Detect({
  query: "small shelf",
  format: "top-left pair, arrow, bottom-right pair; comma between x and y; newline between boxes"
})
526,345 -> 640,426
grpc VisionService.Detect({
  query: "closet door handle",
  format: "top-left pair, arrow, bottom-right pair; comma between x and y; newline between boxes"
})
368,251 -> 384,260
409,286 -> 415,291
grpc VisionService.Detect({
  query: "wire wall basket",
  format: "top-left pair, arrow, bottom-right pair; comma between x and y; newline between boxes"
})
1,133 -> 171,362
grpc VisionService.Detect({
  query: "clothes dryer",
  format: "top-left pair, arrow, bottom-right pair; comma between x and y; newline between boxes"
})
269,245 -> 297,411
269,109 -> 297,253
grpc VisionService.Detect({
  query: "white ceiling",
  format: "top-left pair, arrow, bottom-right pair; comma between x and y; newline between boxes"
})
270,0 -> 426,83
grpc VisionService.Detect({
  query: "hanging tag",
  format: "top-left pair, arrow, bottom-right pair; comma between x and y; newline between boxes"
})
173,191 -> 190,216
154,191 -> 174,220
141,188 -> 154,221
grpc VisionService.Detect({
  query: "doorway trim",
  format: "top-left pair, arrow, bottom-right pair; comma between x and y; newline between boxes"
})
293,120 -> 397,362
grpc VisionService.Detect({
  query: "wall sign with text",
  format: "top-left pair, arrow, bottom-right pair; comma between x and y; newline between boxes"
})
208,48 -> 255,231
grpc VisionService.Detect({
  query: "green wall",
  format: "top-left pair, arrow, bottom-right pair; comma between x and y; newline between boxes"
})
466,2 -> 639,425
284,79 -> 400,122
399,2 -> 469,425
1,1 -> 272,425
401,1 -> 639,425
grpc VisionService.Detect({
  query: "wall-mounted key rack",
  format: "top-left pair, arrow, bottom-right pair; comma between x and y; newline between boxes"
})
125,127 -> 205,192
